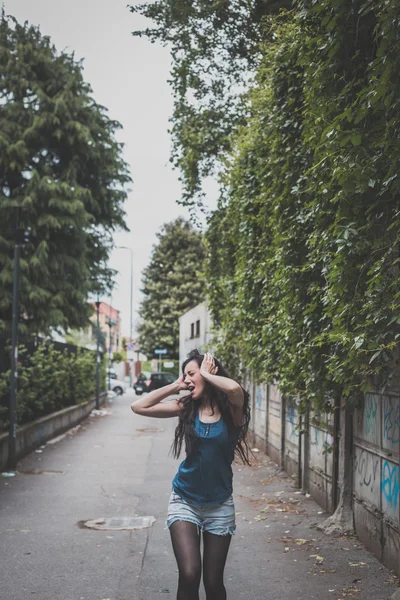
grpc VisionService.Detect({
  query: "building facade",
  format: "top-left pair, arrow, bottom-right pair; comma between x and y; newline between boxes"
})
90,301 -> 121,354
179,302 -> 212,365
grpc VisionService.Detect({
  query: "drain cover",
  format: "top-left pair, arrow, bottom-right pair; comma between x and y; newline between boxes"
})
81,516 -> 156,531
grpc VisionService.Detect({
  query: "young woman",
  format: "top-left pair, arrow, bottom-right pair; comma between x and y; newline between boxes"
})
131,350 -> 250,600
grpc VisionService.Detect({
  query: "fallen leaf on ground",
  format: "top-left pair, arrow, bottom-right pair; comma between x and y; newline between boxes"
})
342,587 -> 361,596
317,569 -> 337,574
310,554 -> 325,564
259,477 -> 276,484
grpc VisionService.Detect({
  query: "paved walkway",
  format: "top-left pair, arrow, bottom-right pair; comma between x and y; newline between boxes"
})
0,391 -> 398,600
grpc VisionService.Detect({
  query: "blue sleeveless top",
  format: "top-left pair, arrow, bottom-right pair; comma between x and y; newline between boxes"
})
172,411 -> 240,506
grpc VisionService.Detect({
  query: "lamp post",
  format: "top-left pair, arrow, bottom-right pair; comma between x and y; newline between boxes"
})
8,222 -> 23,471
117,246 -> 133,387
6,204 -> 24,471
107,298 -> 113,391
95,295 -> 100,410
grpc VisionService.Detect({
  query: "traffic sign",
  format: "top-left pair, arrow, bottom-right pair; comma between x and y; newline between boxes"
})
154,349 -> 167,354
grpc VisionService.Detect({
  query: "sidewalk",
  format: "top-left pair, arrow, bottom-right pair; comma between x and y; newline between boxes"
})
0,391 -> 398,600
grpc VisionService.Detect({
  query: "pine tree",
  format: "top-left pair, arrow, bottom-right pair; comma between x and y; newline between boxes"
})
0,14 -> 130,336
138,218 -> 205,359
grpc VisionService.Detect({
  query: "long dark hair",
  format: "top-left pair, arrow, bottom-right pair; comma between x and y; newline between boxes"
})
171,350 -> 251,465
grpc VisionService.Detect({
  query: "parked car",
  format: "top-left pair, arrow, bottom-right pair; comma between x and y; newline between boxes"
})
134,371 -> 176,395
133,371 -> 151,394
106,368 -> 118,380
107,375 -> 128,396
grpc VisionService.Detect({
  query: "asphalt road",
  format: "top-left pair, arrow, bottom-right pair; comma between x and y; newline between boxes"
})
0,391 -> 398,600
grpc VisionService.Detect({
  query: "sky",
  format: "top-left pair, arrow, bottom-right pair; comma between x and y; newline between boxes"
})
6,0 -> 215,339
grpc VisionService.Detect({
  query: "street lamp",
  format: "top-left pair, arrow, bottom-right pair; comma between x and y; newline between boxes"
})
8,216 -> 23,471
117,246 -> 133,387
95,295 -> 100,410
107,297 -> 114,391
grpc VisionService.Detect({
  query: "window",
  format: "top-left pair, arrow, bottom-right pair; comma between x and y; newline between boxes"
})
190,323 -> 194,338
196,319 -> 200,337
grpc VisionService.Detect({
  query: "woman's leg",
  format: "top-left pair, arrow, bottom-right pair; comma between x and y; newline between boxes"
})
202,532 -> 231,600
170,521 -> 202,600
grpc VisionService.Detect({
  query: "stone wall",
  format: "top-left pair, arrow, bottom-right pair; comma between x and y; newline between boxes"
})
0,392 -> 107,472
353,393 -> 399,574
247,379 -> 400,576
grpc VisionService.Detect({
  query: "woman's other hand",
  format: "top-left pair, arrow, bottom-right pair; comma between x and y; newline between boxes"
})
174,374 -> 190,393
200,353 -> 218,377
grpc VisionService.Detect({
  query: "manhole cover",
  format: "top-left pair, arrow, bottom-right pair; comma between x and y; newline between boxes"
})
80,516 -> 156,530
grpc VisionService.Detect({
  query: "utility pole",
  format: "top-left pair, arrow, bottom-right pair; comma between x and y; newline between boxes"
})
117,246 -> 133,387
95,296 -> 100,410
8,211 -> 23,471
108,298 -> 113,391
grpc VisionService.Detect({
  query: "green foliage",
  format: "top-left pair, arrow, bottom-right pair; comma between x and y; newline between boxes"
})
138,218 -> 205,359
112,350 -> 125,363
0,342 -> 105,431
129,0 -> 291,205
206,1 -> 400,408
0,14 -> 130,336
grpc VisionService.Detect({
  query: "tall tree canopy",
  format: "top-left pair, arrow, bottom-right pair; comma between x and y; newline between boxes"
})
130,0 -> 290,205
138,218 -> 205,359
0,14 -> 130,336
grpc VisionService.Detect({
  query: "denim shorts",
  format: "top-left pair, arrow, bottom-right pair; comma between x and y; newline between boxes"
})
167,490 -> 236,536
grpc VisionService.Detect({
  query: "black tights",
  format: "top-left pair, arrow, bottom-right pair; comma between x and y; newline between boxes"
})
170,521 -> 231,600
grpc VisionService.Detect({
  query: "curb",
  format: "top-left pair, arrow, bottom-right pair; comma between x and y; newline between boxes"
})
0,392 -> 107,471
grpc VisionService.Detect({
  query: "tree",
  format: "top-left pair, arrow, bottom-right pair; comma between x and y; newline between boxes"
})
129,0 -> 290,205
138,218 -> 205,359
0,14 -> 130,337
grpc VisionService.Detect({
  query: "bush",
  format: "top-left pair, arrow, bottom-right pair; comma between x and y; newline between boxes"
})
0,342 -> 105,431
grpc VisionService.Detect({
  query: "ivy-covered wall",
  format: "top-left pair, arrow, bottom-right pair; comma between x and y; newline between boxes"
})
206,1 -> 400,410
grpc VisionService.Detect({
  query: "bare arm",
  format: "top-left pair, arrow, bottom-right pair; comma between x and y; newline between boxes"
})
131,376 -> 189,418
200,353 -> 244,408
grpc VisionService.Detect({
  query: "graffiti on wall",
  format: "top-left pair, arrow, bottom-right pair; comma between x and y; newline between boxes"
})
383,398 -> 399,446
365,393 -> 378,438
313,427 -> 323,456
256,385 -> 263,409
354,448 -> 380,494
311,426 -> 333,457
385,521 -> 400,556
382,461 -> 399,511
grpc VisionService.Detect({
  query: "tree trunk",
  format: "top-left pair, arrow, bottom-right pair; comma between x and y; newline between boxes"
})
319,400 -> 355,535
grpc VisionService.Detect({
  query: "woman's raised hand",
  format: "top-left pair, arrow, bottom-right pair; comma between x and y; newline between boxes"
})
200,352 -> 218,376
174,374 -> 189,392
